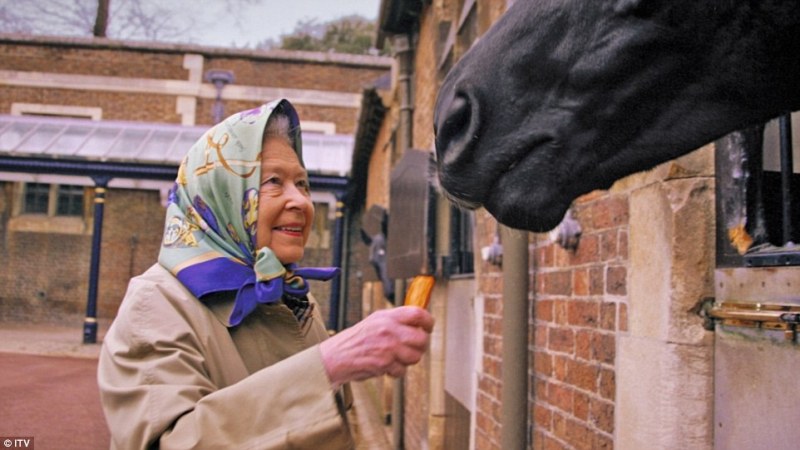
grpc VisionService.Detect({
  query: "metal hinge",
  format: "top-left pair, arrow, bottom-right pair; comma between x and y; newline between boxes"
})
700,298 -> 800,342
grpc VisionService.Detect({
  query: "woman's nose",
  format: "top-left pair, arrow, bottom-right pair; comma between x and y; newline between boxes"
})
285,184 -> 311,209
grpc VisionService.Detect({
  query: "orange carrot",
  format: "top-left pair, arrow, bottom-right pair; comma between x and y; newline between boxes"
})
404,275 -> 435,309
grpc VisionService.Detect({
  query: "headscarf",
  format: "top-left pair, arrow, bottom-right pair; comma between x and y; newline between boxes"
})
158,99 -> 339,326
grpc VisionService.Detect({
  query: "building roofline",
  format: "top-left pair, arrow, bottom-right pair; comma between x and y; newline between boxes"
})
0,33 -> 393,69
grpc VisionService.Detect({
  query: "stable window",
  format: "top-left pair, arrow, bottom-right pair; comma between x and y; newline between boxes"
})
443,206 -> 475,277
23,183 -> 50,214
56,185 -> 85,216
716,111 -> 799,267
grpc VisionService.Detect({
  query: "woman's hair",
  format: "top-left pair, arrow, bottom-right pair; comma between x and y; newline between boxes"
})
263,109 -> 296,148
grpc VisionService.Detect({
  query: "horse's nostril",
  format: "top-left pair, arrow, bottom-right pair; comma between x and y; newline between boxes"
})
442,94 -> 470,140
436,92 -> 477,166
433,86 -> 487,208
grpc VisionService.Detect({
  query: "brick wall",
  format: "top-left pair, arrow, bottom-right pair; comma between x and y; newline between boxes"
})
473,209 -> 504,449
0,185 -> 166,322
204,56 -> 387,92
1,36 -> 389,133
531,192 -> 629,450
96,189 -> 167,318
0,43 -> 187,79
465,189 -> 630,450
0,88 -> 182,123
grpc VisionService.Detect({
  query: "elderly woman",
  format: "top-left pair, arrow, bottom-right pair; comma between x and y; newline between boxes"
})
98,100 -> 434,449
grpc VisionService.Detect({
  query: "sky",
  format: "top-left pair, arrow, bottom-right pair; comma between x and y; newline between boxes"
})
194,0 -> 380,48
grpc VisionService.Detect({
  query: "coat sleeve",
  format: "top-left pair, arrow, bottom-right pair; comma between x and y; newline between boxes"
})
97,276 -> 353,450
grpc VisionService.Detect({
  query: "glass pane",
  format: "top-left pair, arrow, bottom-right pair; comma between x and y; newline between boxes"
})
56,185 -> 84,216
24,183 -> 50,214
107,129 -> 150,159
457,209 -> 474,274
138,130 -> 179,161
759,113 -> 799,247
50,124 -> 94,156
17,124 -> 62,153
0,122 -> 36,152
165,132 -> 202,162
763,112 -> 800,173
79,128 -> 122,158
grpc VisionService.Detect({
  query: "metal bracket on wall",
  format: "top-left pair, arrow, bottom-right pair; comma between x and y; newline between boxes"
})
701,298 -> 800,342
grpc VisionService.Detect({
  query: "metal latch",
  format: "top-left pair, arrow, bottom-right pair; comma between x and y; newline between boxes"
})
700,298 -> 800,342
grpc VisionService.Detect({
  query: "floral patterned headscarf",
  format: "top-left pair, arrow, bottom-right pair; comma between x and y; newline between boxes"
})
158,99 -> 338,326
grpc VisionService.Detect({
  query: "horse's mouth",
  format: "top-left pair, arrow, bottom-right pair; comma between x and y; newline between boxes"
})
484,171 -> 573,232
435,163 -> 484,210
437,142 -> 576,232
485,153 -> 575,231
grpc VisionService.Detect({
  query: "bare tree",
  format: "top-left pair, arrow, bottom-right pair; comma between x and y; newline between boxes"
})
93,0 -> 110,37
0,0 -> 264,43
0,0 -> 97,36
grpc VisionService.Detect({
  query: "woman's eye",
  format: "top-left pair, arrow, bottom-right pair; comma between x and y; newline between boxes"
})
297,180 -> 310,192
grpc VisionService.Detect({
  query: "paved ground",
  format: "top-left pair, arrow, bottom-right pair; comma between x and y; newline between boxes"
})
0,322 -> 391,449
0,352 -> 110,450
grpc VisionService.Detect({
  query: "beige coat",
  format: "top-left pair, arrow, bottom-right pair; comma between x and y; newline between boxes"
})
98,264 -> 354,449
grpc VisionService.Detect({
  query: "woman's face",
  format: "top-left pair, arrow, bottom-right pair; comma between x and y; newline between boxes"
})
256,136 -> 314,264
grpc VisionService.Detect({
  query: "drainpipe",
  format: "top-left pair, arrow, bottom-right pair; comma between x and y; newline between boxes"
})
329,194 -> 346,331
83,175 -> 111,344
393,32 -> 415,450
392,278 -> 407,450
500,225 -> 530,449
336,199 -> 351,331
396,34 -> 414,154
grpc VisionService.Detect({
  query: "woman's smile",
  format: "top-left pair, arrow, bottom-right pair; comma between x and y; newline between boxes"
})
273,223 -> 305,237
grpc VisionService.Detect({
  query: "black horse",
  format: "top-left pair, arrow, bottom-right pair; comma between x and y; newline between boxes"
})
434,0 -> 800,232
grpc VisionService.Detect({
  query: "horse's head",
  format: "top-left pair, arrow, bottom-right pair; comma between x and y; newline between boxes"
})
434,0 -> 800,231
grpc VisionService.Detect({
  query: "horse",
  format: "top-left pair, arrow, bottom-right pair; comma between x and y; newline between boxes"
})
434,0 -> 800,232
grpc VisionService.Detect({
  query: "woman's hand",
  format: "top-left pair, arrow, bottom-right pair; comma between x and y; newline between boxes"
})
319,306 -> 434,389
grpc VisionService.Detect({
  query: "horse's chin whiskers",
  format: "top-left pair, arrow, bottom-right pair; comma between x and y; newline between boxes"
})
427,164 -> 482,210
426,161 -> 442,192
443,188 -> 481,211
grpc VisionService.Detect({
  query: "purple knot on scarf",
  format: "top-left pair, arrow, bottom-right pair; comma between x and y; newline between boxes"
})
229,265 -> 340,326
174,258 -> 339,327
